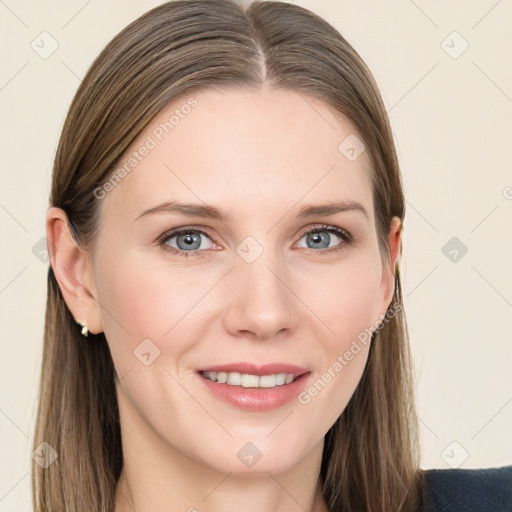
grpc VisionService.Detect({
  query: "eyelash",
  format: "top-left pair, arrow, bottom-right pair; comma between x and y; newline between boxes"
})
157,224 -> 354,258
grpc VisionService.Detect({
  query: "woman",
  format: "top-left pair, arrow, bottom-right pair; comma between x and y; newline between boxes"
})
34,0 -> 512,510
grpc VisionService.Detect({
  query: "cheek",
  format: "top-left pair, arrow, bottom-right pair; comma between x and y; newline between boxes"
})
94,255 -> 203,366
295,260 -> 382,419
99,246 -> 205,323
307,258 -> 383,347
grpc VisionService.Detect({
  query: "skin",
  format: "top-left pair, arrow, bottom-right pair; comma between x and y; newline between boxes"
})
47,82 -> 401,512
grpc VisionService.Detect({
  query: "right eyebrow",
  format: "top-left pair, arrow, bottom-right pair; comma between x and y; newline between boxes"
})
135,201 -> 229,222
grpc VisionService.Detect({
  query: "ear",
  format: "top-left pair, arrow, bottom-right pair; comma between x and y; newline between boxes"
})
377,216 -> 402,316
46,207 -> 103,335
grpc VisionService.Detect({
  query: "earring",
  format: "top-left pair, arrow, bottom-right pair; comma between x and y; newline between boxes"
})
75,319 -> 89,337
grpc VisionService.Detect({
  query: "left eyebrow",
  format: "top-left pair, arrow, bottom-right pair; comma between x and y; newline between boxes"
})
134,199 -> 369,223
296,201 -> 369,220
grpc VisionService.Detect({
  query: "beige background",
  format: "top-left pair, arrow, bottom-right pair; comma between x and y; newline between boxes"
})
1,0 -> 511,509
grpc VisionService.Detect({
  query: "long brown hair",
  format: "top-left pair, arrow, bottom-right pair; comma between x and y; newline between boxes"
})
33,1 -> 427,510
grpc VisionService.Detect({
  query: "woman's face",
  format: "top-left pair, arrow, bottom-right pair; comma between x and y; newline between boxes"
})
87,84 -> 399,475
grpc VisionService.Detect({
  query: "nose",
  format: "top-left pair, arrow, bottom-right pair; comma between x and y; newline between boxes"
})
222,248 -> 300,341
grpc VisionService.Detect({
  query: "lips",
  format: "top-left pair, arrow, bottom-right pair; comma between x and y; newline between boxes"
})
196,361 -> 311,411
197,362 -> 309,377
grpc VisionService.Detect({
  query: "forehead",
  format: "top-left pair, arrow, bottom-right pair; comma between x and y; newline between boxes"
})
101,85 -> 375,222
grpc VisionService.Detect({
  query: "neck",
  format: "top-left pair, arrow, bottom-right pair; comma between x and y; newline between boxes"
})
116,470 -> 328,512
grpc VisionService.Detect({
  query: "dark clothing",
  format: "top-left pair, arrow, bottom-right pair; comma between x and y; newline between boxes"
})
424,465 -> 512,511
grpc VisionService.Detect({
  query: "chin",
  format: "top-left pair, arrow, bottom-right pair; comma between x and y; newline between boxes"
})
214,455 -> 300,476
196,436 -> 310,476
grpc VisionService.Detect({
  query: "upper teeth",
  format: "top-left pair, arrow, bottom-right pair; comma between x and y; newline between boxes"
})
202,371 -> 296,388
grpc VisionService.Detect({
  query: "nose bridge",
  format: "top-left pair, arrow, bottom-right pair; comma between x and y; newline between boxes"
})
236,236 -> 290,306
222,234 -> 298,339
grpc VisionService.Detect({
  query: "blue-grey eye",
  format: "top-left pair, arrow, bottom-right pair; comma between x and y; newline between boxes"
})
164,231 -> 214,251
297,229 -> 344,250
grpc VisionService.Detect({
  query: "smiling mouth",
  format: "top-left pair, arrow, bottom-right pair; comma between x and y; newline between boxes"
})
201,371 -> 302,388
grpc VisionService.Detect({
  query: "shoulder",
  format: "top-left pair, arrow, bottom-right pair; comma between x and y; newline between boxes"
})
423,465 -> 512,512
